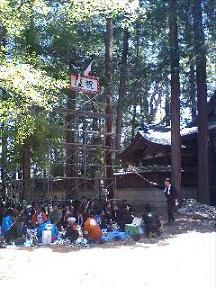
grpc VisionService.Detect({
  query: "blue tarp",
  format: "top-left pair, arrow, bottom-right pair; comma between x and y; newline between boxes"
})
101,230 -> 129,241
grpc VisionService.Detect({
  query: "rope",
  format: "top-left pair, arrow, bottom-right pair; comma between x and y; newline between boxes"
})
127,165 -> 155,187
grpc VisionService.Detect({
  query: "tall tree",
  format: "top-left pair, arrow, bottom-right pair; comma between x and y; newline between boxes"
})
192,0 -> 210,203
169,0 -> 181,196
0,121 -> 7,199
131,22 -> 140,139
105,18 -> 114,198
0,25 -> 7,199
115,27 -> 129,154
179,0 -> 197,120
189,55 -> 197,119
22,0 -> 37,200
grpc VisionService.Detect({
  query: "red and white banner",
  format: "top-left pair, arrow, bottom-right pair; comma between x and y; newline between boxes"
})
70,73 -> 100,93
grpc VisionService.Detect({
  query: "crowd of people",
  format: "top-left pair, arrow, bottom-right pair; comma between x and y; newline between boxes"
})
0,196 -> 163,247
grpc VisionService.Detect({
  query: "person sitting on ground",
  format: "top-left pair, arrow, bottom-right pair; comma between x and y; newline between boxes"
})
17,205 -> 30,226
116,205 -> 125,231
110,200 -> 118,222
76,209 -> 84,226
49,204 -> 62,227
4,216 -> 27,245
80,196 -> 89,213
64,217 -> 82,243
102,202 -> 114,227
100,209 -> 110,229
69,204 -> 76,215
83,213 -> 102,242
73,199 -> 80,215
1,208 -> 16,235
61,209 -> 74,229
121,199 -> 132,211
116,205 -> 134,232
31,206 -> 47,226
124,207 -> 135,225
27,202 -> 36,222
142,204 -> 162,238
0,200 -> 7,227
88,200 -> 98,216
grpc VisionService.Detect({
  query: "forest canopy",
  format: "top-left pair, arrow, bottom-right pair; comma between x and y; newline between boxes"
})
0,0 -> 215,200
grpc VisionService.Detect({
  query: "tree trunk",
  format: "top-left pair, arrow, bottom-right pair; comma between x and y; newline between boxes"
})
165,94 -> 171,126
192,0 -> 210,203
131,101 -> 137,139
23,138 -> 31,201
131,21 -> 140,140
169,0 -> 181,196
0,25 -> 6,55
25,0 -> 37,57
189,55 -> 197,119
0,27 -> 7,199
184,1 -> 197,119
115,27 -> 129,155
1,125 -> 7,199
105,18 -> 114,198
21,0 -> 36,201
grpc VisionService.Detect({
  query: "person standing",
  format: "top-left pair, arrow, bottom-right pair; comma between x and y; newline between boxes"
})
163,178 -> 177,223
151,178 -> 177,224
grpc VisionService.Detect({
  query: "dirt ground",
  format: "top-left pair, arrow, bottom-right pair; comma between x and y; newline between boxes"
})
0,214 -> 216,287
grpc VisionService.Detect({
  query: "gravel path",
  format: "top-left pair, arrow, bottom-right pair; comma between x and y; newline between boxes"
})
0,216 -> 215,287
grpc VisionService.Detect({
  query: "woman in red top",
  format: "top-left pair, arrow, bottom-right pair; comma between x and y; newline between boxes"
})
31,207 -> 47,225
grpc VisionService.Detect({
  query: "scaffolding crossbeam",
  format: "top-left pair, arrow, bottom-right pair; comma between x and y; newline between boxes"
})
54,107 -> 110,119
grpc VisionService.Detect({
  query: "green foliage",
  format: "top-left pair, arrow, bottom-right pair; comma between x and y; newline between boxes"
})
0,62 -> 65,142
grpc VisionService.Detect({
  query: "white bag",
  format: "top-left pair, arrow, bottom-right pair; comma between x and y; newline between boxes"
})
132,217 -> 142,226
42,230 -> 52,245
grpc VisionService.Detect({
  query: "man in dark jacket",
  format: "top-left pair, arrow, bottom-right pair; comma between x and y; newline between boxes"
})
163,178 -> 177,223
152,178 -> 177,224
